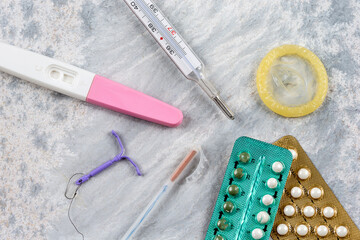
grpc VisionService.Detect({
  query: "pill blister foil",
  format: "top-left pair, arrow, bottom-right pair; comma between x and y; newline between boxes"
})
272,136 -> 360,239
205,136 -> 293,240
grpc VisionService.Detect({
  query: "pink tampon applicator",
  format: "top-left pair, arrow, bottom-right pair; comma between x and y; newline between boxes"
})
0,42 -> 183,127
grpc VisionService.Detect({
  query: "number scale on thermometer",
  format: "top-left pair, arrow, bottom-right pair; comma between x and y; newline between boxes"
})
124,0 -> 235,120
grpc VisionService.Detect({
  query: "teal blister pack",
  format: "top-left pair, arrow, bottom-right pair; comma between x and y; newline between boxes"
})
205,137 -> 293,240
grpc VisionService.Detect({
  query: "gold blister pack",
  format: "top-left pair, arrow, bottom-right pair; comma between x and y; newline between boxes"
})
271,136 -> 360,239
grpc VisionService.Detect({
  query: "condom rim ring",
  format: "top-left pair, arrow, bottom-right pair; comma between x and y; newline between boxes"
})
256,45 -> 328,118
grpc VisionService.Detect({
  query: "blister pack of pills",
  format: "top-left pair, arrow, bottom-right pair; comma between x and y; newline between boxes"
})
272,136 -> 360,239
205,137 -> 293,240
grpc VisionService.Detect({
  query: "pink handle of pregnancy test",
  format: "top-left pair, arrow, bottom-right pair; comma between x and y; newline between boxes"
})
86,75 -> 183,127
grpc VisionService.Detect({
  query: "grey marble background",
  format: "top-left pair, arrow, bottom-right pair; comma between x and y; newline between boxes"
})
1,0 -> 360,239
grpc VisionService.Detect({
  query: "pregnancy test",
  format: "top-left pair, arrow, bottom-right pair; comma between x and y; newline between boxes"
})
0,42 -> 183,127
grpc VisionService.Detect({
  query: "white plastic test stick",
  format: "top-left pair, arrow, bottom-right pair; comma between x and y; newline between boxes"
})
0,42 -> 183,127
121,150 -> 198,240
123,0 -> 234,119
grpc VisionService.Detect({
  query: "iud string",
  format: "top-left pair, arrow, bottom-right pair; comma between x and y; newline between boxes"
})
64,131 -> 142,239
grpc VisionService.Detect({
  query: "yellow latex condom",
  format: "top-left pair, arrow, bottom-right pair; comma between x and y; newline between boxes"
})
256,45 -> 328,117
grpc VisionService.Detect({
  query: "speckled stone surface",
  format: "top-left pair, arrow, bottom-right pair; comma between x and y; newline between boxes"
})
1,0 -> 360,239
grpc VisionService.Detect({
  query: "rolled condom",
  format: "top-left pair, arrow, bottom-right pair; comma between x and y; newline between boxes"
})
257,45 -> 328,117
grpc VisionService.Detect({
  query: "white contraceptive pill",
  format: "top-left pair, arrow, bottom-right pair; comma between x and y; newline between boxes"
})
262,195 -> 274,206
256,211 -> 270,224
310,187 -> 323,199
296,224 -> 309,236
251,228 -> 264,239
277,224 -> 289,236
303,206 -> 316,218
266,178 -> 279,189
323,206 -> 335,218
336,226 -> 349,237
289,149 -> 298,160
297,168 -> 310,180
283,205 -> 296,217
316,225 -> 329,237
291,187 -> 303,198
272,161 -> 284,173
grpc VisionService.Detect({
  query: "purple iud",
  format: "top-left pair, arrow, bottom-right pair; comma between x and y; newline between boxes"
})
76,130 -> 142,185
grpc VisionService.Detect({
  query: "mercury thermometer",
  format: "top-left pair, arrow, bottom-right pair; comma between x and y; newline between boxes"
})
124,0 -> 235,120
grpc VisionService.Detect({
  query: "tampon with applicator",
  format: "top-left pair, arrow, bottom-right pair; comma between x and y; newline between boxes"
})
121,150 -> 198,240
0,42 -> 183,127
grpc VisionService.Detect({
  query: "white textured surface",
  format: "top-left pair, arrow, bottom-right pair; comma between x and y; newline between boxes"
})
1,0 -> 360,239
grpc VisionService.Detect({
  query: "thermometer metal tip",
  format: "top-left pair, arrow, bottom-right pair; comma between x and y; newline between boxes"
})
212,95 -> 235,120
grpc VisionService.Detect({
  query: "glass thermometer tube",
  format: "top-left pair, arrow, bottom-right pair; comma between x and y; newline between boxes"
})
123,0 -> 235,120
